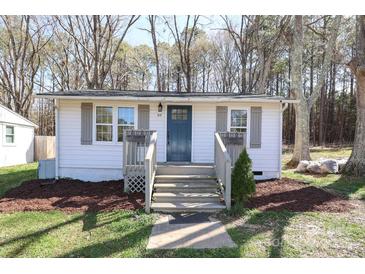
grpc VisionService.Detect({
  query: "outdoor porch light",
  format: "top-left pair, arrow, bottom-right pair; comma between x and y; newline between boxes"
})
158,102 -> 163,112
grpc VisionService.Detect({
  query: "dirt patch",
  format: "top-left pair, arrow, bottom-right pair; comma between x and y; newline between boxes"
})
246,178 -> 356,212
0,179 -> 144,213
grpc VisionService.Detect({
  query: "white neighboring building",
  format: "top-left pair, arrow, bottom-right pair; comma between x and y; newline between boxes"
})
0,104 -> 38,167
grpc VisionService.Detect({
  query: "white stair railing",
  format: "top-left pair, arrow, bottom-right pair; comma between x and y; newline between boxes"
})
123,129 -> 154,193
214,132 -> 232,209
144,132 -> 157,213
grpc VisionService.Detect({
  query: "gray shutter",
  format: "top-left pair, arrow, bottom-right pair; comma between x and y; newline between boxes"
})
216,106 -> 228,132
138,104 -> 150,129
250,107 -> 262,148
81,103 -> 93,145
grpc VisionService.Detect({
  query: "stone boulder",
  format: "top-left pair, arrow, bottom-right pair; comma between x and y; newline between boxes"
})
295,160 -> 310,173
319,159 -> 338,174
306,161 -> 322,174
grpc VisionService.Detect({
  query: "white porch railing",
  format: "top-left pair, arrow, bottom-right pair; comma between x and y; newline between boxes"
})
123,129 -> 155,193
144,132 -> 157,213
214,132 -> 232,209
218,132 -> 246,165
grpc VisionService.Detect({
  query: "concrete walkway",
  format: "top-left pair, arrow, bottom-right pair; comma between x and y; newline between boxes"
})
147,213 -> 236,249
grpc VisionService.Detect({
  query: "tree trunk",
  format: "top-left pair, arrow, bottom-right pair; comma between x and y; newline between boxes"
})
291,101 -> 311,164
318,85 -> 326,145
288,15 -> 341,166
148,16 -> 162,91
344,15 -> 365,176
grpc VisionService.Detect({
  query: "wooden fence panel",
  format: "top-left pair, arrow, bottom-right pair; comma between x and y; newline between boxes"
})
34,136 -> 55,161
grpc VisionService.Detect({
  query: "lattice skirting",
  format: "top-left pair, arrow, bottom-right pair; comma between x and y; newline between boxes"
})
125,175 -> 146,193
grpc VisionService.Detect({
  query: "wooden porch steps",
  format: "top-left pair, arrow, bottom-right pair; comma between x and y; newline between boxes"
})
150,202 -> 225,213
155,174 -> 217,181
154,181 -> 218,191
151,164 -> 225,213
153,192 -> 220,202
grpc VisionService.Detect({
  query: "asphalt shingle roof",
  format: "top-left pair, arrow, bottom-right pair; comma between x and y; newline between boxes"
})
36,89 -> 290,100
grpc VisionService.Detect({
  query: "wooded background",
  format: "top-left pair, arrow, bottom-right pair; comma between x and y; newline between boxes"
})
0,15 -> 358,146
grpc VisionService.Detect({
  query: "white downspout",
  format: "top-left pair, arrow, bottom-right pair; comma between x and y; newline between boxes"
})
55,99 -> 59,179
279,102 -> 288,178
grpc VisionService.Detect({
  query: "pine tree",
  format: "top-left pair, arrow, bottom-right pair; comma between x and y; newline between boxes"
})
231,148 -> 256,203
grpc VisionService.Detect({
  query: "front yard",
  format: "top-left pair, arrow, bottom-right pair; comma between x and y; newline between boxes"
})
0,148 -> 364,258
282,147 -> 365,199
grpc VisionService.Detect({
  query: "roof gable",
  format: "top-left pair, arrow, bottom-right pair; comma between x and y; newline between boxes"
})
0,104 -> 38,128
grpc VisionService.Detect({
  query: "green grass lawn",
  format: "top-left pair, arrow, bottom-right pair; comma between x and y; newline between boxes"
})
0,162 -> 38,197
0,209 -> 364,258
282,146 -> 353,165
0,157 -> 364,258
282,147 -> 365,200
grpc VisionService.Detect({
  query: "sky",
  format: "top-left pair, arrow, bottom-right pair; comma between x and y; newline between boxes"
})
124,15 -> 239,46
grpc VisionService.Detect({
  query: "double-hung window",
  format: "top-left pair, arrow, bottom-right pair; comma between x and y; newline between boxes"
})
5,125 -> 15,144
230,110 -> 247,133
96,106 -> 113,142
118,107 -> 135,142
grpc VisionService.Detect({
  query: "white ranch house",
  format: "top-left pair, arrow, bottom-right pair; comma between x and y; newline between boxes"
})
0,104 -> 37,167
36,90 -> 296,213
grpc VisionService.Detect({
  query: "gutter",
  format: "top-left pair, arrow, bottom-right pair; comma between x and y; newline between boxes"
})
281,102 -> 289,112
34,94 -> 299,104
55,99 -> 59,179
278,102 -> 289,179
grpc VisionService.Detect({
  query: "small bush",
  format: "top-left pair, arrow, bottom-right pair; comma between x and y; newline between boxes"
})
231,148 -> 256,203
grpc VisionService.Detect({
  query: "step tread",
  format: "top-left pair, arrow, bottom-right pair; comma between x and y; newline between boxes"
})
153,192 -> 220,198
157,165 -> 214,168
151,202 -> 225,210
154,182 -> 217,188
155,175 -> 217,180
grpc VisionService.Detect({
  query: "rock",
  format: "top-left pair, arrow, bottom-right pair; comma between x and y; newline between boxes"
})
337,158 -> 348,172
307,161 -> 322,174
320,159 -> 339,174
295,160 -> 310,173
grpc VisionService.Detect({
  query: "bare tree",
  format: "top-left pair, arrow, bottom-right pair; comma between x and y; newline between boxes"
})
211,32 -> 239,93
165,15 -> 200,93
253,16 -> 291,94
222,16 -> 290,94
288,15 -> 342,166
344,15 -> 365,176
221,15 -> 253,93
147,15 -> 162,91
54,15 -> 139,89
0,16 -> 50,118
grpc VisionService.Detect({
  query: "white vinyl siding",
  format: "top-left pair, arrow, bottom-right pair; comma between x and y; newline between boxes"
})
192,103 -> 216,163
58,100 -> 139,180
0,105 -> 35,167
57,99 -> 282,181
0,123 -> 34,167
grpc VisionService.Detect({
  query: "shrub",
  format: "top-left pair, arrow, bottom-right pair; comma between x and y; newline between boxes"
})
231,148 -> 256,203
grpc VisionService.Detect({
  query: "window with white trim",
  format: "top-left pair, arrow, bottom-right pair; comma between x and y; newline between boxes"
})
96,106 -> 113,141
5,125 -> 15,144
118,107 -> 135,142
230,110 -> 247,133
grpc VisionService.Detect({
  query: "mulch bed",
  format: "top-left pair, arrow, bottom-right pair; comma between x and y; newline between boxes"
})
0,179 -> 144,213
0,178 -> 356,214
246,178 -> 356,212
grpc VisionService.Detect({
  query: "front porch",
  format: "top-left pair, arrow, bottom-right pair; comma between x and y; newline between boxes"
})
122,129 -> 246,213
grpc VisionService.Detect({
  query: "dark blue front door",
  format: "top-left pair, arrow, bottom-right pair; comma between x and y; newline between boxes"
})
167,105 -> 192,162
